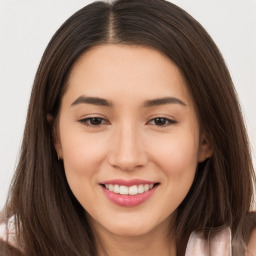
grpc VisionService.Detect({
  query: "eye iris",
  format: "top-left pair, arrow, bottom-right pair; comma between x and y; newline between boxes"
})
90,118 -> 102,125
155,118 -> 167,126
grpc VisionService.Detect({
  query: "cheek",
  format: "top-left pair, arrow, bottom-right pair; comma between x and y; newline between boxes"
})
149,133 -> 199,212
149,132 -> 199,174
58,125 -> 110,205
59,132 -> 108,208
60,129 -> 108,174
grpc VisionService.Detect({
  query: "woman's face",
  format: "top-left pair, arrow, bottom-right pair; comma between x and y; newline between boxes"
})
54,44 -> 212,238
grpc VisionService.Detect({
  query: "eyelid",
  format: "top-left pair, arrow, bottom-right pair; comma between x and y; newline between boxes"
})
78,116 -> 110,127
77,114 -> 178,128
146,116 -> 178,127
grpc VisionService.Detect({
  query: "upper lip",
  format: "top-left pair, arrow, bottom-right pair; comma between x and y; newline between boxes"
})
100,179 -> 158,186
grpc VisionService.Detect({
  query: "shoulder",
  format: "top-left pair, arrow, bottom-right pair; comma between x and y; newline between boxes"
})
0,217 -> 23,255
244,212 -> 256,255
0,216 -> 17,248
0,221 -> 7,241
246,228 -> 256,256
185,228 -> 231,256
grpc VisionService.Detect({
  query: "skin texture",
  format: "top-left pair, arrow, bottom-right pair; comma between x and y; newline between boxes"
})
54,44 -> 212,256
247,229 -> 256,256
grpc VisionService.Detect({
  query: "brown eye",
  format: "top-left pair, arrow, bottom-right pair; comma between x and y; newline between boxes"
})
79,117 -> 108,126
154,118 -> 168,126
148,117 -> 177,127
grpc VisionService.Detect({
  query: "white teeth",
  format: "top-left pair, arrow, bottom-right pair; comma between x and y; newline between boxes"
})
137,184 -> 144,194
113,184 -> 120,193
109,184 -> 114,192
144,184 -> 149,191
119,185 -> 129,195
104,183 -> 155,195
129,185 -> 138,195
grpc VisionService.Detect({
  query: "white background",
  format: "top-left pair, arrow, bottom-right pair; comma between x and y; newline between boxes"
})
0,0 -> 255,210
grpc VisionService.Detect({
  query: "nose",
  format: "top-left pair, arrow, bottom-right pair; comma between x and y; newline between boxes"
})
108,124 -> 148,171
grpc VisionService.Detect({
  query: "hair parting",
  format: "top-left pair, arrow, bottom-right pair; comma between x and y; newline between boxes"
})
1,1 -> 255,255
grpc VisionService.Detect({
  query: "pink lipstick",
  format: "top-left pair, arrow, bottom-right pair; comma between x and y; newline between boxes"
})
100,179 -> 159,207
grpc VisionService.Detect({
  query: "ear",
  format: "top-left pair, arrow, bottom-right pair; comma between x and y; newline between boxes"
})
47,114 -> 63,159
197,132 -> 213,163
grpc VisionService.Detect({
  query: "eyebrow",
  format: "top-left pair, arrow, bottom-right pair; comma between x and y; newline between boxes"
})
143,97 -> 186,107
71,96 -> 113,107
71,96 -> 186,108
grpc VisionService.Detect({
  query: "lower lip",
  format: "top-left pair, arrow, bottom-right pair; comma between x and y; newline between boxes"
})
101,186 -> 157,207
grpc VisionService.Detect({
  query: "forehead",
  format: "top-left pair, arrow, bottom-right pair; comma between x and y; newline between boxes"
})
64,44 -> 194,107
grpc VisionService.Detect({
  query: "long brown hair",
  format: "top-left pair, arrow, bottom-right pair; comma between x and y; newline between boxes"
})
2,0 -> 255,255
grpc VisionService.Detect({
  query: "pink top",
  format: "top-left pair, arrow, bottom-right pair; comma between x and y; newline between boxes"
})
0,219 -> 232,255
185,228 -> 231,256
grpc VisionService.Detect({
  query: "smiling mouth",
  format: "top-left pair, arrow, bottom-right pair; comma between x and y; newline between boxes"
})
100,181 -> 160,207
100,183 -> 159,196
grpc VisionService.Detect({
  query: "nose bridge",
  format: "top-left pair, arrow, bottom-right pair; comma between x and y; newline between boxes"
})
109,121 -> 146,170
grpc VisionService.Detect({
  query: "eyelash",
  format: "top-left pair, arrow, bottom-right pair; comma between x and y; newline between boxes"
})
78,117 -> 109,126
147,117 -> 178,127
78,117 -> 177,127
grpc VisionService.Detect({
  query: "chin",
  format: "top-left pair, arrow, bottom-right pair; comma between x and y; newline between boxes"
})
107,223 -> 154,237
99,214 -> 172,238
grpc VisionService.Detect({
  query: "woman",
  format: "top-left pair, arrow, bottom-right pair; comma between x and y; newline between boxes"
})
0,0 -> 255,255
